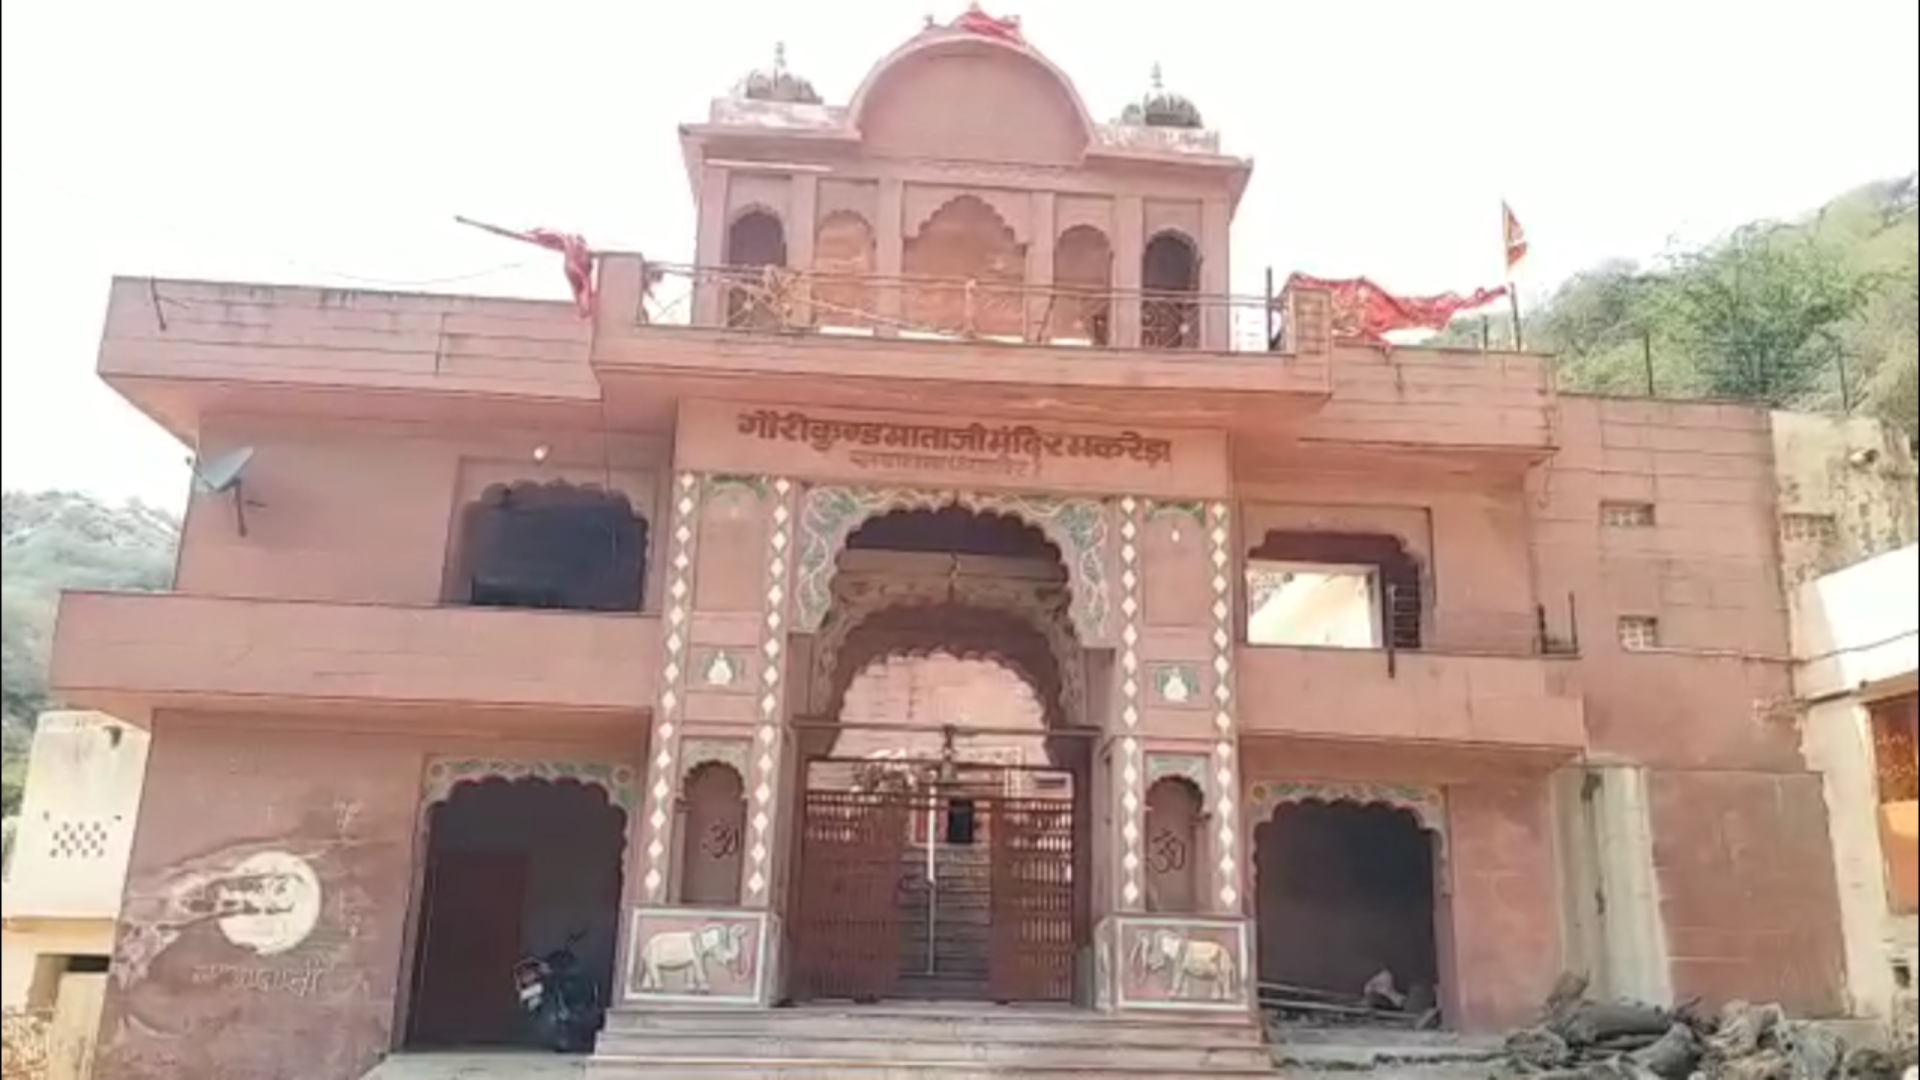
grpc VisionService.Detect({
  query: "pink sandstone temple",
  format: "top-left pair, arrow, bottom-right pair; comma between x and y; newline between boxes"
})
45,10 -> 1912,1078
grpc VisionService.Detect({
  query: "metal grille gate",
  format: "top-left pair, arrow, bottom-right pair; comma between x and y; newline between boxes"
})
792,786 -> 1077,1003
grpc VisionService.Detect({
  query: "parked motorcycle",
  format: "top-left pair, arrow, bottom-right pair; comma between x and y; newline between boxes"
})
512,930 -> 605,1053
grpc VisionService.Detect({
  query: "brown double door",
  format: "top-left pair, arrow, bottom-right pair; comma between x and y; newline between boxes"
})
791,782 -> 1078,1004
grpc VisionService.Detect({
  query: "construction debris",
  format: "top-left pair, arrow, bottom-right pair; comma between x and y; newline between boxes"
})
1498,974 -> 1920,1080
1259,970 -> 1443,1030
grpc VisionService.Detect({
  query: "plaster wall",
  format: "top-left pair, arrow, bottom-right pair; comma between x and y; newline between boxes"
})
1792,544 -> 1920,1025
174,414 -> 669,610
88,714 -> 642,1080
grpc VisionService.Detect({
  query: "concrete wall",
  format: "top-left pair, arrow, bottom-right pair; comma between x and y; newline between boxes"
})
3,711 -> 148,922
1793,544 -> 1920,1028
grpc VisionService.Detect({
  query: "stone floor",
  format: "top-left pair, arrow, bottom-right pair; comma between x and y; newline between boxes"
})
360,1050 -> 589,1079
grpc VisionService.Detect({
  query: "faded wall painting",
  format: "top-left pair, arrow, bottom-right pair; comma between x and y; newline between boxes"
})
623,908 -> 769,1006
91,725 -> 419,1080
1110,915 -> 1251,1012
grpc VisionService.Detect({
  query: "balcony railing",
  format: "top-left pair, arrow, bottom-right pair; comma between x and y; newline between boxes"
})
629,261 -> 1293,354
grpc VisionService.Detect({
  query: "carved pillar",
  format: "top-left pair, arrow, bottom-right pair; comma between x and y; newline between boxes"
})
1199,198 -> 1231,351
614,472 -> 793,1014
1094,497 -> 1253,1016
874,178 -> 905,336
1026,190 -> 1057,341
693,165 -> 731,326
787,175 -> 819,326
1112,195 -> 1144,348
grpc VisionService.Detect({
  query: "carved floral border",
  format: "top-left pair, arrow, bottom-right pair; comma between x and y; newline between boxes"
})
791,485 -> 1113,643
421,758 -> 640,812
1246,779 -> 1447,837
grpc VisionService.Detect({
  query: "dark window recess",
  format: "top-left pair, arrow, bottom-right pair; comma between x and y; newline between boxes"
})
1250,531 -> 1423,650
66,955 -> 112,974
944,799 -> 978,846
453,483 -> 648,613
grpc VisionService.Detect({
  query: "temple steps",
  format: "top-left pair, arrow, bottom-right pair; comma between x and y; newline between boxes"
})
586,1003 -> 1276,1077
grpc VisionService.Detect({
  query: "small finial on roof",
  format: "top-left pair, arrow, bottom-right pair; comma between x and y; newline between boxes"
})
1118,62 -> 1204,130
1150,62 -> 1164,91
773,41 -> 788,70
735,42 -> 822,105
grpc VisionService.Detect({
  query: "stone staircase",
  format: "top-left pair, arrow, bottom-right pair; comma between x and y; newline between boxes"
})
585,1003 -> 1277,1078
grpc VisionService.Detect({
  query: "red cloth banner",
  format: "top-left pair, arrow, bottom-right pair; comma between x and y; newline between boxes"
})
949,3 -> 1026,44
455,216 -> 596,318
1286,273 -> 1508,344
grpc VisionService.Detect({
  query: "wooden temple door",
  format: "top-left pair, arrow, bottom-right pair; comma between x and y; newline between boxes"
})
792,788 -> 911,1002
988,794 -> 1077,1003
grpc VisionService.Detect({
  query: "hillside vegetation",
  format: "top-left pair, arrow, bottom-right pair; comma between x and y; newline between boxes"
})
1,490 -> 178,815
1438,173 -> 1919,445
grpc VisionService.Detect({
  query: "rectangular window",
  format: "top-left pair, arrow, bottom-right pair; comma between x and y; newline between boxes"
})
1601,502 -> 1657,528
1617,616 -> 1660,651
1245,561 -> 1382,649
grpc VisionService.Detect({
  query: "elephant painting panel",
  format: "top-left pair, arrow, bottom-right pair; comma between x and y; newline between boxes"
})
622,908 -> 767,1005
1115,916 -> 1251,1012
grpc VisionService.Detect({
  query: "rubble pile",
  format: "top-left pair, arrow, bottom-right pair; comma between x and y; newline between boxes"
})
1499,975 -> 1920,1080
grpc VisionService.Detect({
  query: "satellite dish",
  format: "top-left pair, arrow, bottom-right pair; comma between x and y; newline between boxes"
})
185,446 -> 260,536
190,446 -> 255,494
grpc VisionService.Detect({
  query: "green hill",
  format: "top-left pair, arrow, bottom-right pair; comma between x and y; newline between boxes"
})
1,490 -> 179,815
1436,173 -> 1919,445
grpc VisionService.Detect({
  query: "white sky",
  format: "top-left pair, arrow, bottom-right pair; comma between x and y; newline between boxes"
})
4,0 -> 1916,507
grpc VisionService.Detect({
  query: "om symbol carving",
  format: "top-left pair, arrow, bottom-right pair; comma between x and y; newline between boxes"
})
1147,829 -> 1188,875
700,821 -> 741,860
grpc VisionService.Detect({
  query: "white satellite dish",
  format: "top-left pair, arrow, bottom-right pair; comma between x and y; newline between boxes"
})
186,446 -> 259,536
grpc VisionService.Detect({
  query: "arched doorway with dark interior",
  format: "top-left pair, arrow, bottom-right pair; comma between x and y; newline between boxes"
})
404,777 -> 626,1051
786,505 -> 1093,1007
1253,799 -> 1444,1027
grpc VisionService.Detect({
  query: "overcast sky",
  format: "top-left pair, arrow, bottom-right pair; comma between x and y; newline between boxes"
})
4,0 -> 1916,506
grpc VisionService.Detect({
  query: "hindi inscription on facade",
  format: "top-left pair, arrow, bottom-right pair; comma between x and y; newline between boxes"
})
735,409 -> 1174,478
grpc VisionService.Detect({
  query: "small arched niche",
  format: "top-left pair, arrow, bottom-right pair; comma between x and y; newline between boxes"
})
812,211 -> 877,331
725,209 -> 789,330
677,761 -> 748,906
1141,231 -> 1200,350
1144,775 -> 1206,914
1051,225 -> 1112,346
450,482 -> 647,613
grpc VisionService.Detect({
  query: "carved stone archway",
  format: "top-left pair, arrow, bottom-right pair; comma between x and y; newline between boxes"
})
792,486 -> 1113,645
1246,779 -> 1447,845
809,566 -> 1083,733
421,758 -> 641,815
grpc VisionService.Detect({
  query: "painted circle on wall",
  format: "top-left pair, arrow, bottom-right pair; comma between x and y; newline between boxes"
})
216,851 -> 324,956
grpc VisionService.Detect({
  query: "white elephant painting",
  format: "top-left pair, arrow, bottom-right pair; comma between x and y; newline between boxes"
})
636,922 -> 751,994
1127,927 -> 1240,1002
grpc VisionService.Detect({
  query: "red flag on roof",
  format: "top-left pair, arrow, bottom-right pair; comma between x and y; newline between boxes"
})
1502,202 -> 1529,274
1286,273 -> 1507,345
455,216 -> 596,318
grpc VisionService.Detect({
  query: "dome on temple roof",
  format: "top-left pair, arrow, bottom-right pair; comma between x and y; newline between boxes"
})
1118,64 -> 1203,129
735,43 -> 823,105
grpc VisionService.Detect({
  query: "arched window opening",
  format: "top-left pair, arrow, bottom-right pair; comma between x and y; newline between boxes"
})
813,211 -> 877,332
1051,225 -> 1113,346
1141,231 -> 1199,350
902,196 -> 1028,341
1144,776 -> 1205,914
1245,531 -> 1423,650
452,483 -> 647,613
725,209 -> 789,330
1254,800 -> 1442,1027
677,762 -> 747,906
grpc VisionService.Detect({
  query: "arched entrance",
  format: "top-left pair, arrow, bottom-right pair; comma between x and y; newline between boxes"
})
1253,799 -> 1443,1021
405,778 -> 625,1049
786,506 -> 1092,1005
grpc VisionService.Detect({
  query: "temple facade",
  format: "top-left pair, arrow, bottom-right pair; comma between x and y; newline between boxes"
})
45,12 -> 1919,1079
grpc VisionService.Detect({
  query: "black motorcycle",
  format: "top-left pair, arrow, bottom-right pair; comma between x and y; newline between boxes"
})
512,930 -> 605,1053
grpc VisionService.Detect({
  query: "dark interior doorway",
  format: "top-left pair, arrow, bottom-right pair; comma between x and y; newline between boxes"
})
405,777 -> 625,1050
1254,800 -> 1441,1021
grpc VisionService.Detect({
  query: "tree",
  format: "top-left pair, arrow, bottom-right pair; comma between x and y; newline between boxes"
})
1648,224 -> 1875,409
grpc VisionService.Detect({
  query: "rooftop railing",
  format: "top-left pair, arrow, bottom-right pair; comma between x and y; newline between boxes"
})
626,261 -> 1296,354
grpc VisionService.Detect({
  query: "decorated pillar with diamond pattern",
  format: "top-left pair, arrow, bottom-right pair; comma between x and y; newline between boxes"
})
617,472 -> 794,1009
